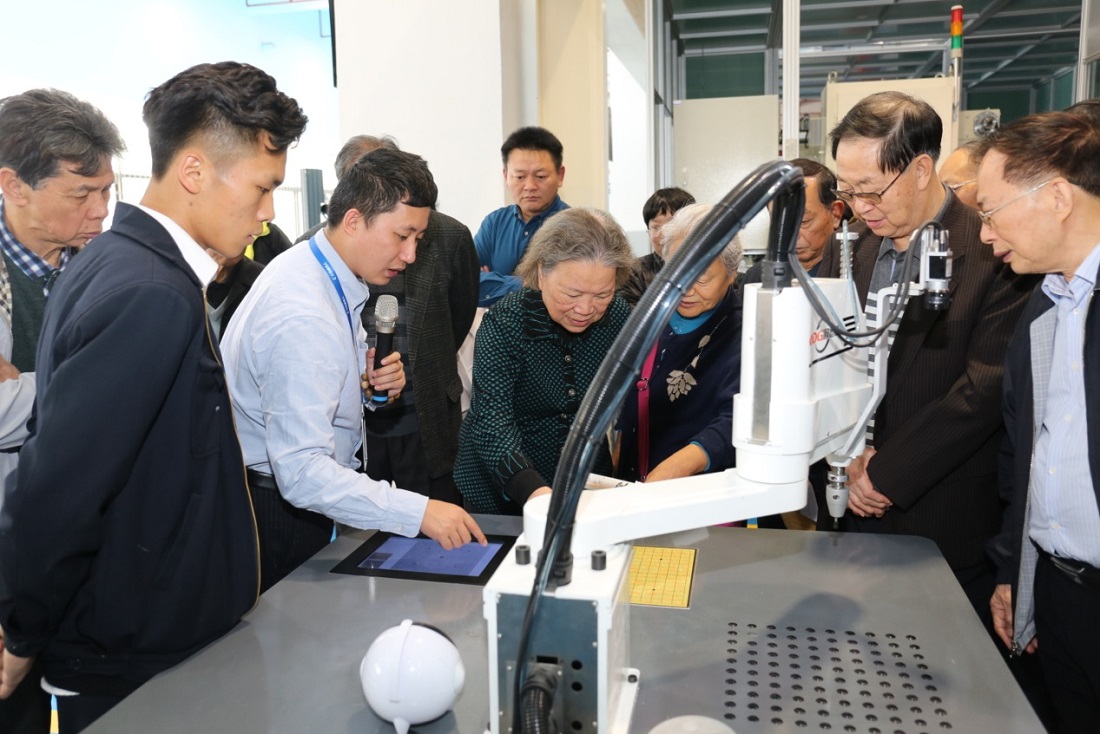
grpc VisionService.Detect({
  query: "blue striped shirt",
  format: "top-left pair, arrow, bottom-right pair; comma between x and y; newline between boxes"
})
1030,242 -> 1100,566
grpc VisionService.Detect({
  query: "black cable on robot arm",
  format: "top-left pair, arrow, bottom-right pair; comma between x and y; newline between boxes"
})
545,159 -> 805,577
789,220 -> 945,347
509,160 -> 806,731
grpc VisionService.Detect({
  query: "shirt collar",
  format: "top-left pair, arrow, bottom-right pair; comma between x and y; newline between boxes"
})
511,196 -> 565,227
875,186 -> 955,262
1042,241 -> 1100,306
135,204 -> 218,285
311,228 -> 370,309
0,197 -> 74,280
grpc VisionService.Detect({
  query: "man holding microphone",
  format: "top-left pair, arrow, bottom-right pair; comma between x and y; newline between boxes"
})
222,147 -> 485,591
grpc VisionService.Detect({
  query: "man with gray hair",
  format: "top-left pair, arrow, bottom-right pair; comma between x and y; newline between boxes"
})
0,88 -> 123,734
817,91 -> 1034,616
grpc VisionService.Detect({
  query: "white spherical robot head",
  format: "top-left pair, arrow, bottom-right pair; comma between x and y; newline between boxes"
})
360,619 -> 465,734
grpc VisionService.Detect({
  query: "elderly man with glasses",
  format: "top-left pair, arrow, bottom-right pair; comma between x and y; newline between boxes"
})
816,92 -> 1037,644
939,141 -> 981,209
982,109 -> 1100,733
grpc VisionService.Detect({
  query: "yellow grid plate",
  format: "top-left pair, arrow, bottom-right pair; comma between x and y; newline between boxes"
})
628,545 -> 696,608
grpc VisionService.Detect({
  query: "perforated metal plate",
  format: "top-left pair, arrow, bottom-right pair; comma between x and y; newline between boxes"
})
721,621 -> 952,733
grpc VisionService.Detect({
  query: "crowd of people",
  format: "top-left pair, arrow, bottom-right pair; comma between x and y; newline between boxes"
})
0,60 -> 1095,734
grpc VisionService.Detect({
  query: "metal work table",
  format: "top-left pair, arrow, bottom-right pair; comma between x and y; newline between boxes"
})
87,518 -> 1041,733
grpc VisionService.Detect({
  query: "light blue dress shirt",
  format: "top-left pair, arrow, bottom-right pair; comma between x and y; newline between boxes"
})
1030,242 -> 1100,566
221,230 -> 427,536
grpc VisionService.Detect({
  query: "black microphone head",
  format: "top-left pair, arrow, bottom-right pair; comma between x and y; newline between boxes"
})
375,295 -> 399,330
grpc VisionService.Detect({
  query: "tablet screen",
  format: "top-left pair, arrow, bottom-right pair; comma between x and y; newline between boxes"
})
331,532 -> 516,585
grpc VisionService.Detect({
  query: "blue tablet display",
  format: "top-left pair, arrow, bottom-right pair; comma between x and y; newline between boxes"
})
359,536 -> 504,577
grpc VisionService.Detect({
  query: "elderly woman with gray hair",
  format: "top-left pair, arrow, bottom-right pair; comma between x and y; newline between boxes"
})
455,208 -> 634,515
616,203 -> 744,483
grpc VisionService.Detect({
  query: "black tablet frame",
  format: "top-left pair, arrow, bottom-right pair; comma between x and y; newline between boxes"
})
330,532 -> 517,586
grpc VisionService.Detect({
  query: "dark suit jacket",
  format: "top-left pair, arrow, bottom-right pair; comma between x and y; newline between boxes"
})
405,210 -> 479,478
208,257 -> 265,342
817,191 -> 1036,571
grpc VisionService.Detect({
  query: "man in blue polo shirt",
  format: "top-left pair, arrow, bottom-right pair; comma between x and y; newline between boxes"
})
475,126 -> 568,306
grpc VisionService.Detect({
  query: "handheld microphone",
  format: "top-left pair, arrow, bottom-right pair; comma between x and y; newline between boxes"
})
372,295 -> 399,403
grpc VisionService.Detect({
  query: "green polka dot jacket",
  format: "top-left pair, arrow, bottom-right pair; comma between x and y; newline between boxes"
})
455,288 -> 629,514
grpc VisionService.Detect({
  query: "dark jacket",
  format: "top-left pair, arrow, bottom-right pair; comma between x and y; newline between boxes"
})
618,252 -> 663,308
207,256 -> 265,342
817,191 -> 1036,571
988,284 -> 1100,650
0,203 -> 260,696
617,286 -> 742,480
402,210 -> 479,478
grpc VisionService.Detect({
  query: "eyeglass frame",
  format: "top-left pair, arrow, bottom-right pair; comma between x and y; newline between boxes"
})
946,178 -> 976,192
832,158 -> 914,205
977,179 -> 1054,227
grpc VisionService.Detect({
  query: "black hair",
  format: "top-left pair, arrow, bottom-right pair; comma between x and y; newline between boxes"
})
642,187 -> 696,226
790,158 -> 838,207
0,89 -> 124,188
829,91 -> 942,172
977,111 -> 1100,198
326,148 -> 438,227
500,126 -> 564,169
143,61 -> 308,179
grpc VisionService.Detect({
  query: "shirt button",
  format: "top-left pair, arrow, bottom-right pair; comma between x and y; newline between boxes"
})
1074,308 -> 1080,315
564,354 -> 573,363
1049,466 -> 1057,475
524,231 -> 529,236
567,388 -> 576,397
1072,362 -> 1081,370
1065,414 -> 1073,423
1052,521 -> 1061,529
560,413 -> 568,420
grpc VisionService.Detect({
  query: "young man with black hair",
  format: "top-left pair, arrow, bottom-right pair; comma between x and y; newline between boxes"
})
222,148 -> 485,593
0,61 -> 307,733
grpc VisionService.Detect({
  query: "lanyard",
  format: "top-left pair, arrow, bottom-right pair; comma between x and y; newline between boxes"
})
309,237 -> 367,404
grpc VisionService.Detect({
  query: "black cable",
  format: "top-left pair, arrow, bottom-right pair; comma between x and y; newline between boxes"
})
791,220 -> 946,347
508,160 -> 806,732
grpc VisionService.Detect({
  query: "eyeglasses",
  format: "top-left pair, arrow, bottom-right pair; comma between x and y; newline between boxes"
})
947,178 -> 976,192
833,160 -> 912,205
977,179 -> 1053,227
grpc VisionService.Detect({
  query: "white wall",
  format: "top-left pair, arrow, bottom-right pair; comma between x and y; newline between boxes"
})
673,95 -> 781,254
608,50 -> 651,255
606,0 -> 652,255
0,0 -> 339,237
334,0 -> 534,234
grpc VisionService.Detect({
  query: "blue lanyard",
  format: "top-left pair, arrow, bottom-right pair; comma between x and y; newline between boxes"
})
309,237 -> 366,402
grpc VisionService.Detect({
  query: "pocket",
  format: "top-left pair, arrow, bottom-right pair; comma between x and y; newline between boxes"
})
191,354 -> 225,457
